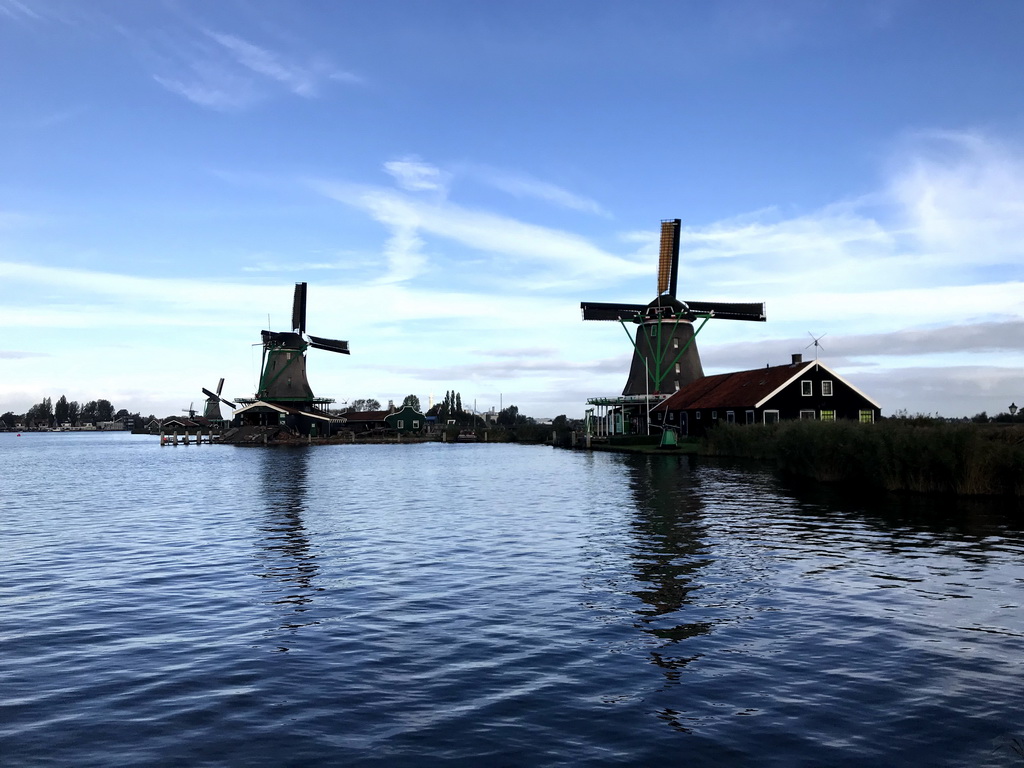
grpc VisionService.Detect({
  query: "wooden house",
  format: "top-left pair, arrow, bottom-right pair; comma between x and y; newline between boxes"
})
338,409 -> 391,433
384,405 -> 425,434
650,354 -> 880,437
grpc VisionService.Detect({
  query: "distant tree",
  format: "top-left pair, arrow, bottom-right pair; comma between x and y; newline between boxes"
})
114,408 -> 130,421
349,398 -> 382,412
67,400 -> 80,426
455,392 -> 462,413
1,411 -> 16,429
80,400 -> 98,424
25,397 -> 53,427
971,411 -> 989,424
402,394 -> 422,412
54,395 -> 70,425
497,405 -> 520,427
552,414 -> 569,431
96,399 -> 114,422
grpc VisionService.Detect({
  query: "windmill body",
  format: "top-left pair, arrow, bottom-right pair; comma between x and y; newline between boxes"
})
581,219 -> 765,434
202,378 -> 236,421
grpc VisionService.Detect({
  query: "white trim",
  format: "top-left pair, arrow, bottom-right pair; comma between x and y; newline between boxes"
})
754,361 -> 816,408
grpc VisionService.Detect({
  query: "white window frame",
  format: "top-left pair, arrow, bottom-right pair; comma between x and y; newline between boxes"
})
822,380 -> 834,396
799,410 -> 816,420
397,420 -> 404,429
859,410 -> 874,423
746,410 -> 755,424
413,420 -> 420,428
801,380 -> 812,396
764,410 -> 780,424
712,411 -> 718,420
726,411 -> 735,423
696,411 -> 701,420
820,410 -> 836,422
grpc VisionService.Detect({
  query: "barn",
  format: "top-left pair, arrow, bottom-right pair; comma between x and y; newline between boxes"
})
650,354 -> 881,438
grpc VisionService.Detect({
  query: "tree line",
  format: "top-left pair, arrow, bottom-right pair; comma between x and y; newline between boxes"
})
1,395 -> 148,430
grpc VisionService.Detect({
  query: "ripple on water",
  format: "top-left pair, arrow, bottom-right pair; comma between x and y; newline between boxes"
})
2,436 -> 1024,766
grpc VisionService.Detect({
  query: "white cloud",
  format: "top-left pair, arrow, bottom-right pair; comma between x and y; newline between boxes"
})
310,179 -> 649,286
468,166 -> 610,216
204,30 -> 318,98
145,25 -> 358,110
383,158 -> 450,194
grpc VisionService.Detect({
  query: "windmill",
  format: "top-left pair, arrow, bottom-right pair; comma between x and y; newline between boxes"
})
581,219 -> 766,397
201,378 -> 237,421
181,403 -> 197,419
254,282 -> 350,407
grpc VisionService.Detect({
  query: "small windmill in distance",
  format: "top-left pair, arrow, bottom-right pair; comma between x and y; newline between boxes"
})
202,378 -> 236,421
806,332 -> 826,360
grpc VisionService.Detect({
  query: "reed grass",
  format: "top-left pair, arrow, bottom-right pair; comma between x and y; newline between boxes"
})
702,419 -> 1024,496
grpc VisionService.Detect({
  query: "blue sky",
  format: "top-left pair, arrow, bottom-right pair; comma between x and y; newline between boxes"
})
2,0 -> 1024,419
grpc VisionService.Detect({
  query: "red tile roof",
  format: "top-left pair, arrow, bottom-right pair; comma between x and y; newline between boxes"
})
652,361 -> 810,411
341,409 -> 390,422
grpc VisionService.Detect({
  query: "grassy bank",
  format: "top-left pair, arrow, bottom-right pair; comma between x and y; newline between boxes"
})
702,419 -> 1024,496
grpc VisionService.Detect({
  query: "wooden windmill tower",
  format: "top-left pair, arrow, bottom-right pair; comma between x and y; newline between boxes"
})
201,378 -> 236,421
253,282 -> 350,409
581,219 -> 766,397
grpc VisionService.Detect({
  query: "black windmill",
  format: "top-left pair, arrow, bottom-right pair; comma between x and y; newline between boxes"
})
581,219 -> 766,397
255,282 -> 350,409
201,378 -> 236,421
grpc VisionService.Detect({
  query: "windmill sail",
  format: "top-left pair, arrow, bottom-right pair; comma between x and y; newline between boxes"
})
308,335 -> 350,354
580,302 -> 648,321
657,218 -> 680,298
292,282 -> 307,334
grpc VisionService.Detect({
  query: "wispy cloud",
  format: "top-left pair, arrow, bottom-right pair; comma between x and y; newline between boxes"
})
0,0 -> 39,21
311,178 -> 648,286
384,158 -> 450,195
467,166 -> 610,216
0,350 -> 48,359
146,26 -> 361,110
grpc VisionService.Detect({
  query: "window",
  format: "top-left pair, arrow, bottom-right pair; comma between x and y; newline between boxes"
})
668,412 -> 675,421
675,362 -> 680,374
397,420 -> 404,429
764,410 -> 779,424
820,410 -> 835,422
800,410 -> 816,420
673,338 -> 679,349
746,410 -> 755,424
413,420 -> 420,428
801,380 -> 812,396
726,411 -> 735,423
674,380 -> 680,391
822,380 -> 833,396
859,410 -> 874,423
712,411 -> 718,420
696,411 -> 701,420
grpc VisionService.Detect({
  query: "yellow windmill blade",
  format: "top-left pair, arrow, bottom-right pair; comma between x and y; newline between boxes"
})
657,218 -> 680,296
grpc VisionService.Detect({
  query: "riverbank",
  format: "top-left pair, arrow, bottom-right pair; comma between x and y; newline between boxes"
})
701,419 -> 1024,497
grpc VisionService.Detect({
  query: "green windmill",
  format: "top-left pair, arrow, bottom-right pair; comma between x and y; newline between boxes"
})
581,219 -> 766,398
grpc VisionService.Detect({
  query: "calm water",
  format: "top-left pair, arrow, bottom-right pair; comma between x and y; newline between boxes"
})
2,432 -> 1023,767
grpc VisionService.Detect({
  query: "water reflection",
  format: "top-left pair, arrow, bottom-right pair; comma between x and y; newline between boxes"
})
622,454 -> 713,683
255,447 -> 321,639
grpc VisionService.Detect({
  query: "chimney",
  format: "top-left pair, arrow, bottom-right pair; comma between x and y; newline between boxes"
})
792,353 -> 802,365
